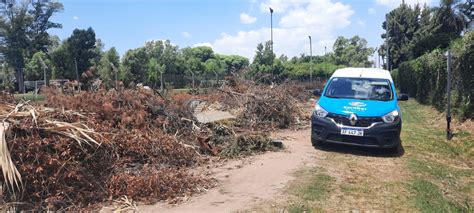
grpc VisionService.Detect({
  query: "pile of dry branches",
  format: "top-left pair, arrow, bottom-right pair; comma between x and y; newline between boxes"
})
0,89 -> 212,210
0,78 -> 307,210
208,78 -> 308,130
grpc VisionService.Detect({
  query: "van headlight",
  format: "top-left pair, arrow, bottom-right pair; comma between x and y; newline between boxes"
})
313,104 -> 328,117
382,110 -> 399,123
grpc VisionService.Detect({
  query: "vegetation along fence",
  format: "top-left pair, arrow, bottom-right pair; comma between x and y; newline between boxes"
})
392,31 -> 473,120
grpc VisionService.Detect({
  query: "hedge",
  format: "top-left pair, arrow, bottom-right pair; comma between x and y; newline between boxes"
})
394,31 -> 473,120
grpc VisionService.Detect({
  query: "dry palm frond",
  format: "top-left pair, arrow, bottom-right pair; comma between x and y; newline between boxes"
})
0,101 -> 39,124
0,122 -> 23,194
41,120 -> 101,147
112,196 -> 137,213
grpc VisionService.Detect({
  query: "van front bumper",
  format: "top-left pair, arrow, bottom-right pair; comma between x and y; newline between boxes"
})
311,114 -> 401,148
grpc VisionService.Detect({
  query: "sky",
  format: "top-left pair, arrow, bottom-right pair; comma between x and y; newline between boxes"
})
49,0 -> 438,59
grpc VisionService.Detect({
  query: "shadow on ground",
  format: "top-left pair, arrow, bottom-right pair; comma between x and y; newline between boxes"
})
314,141 -> 405,158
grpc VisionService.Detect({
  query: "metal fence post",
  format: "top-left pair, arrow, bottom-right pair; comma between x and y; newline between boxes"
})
446,50 -> 452,140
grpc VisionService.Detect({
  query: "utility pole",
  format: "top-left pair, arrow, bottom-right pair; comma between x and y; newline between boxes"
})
160,66 -> 164,93
20,67 -> 25,93
270,7 -> 274,81
74,58 -> 80,92
378,51 -> 381,68
308,36 -> 313,82
192,71 -> 195,90
110,62 -> 118,89
373,48 -> 378,68
446,50 -> 453,140
38,56 -> 48,86
269,7 -> 273,52
385,14 -> 391,71
325,46 -> 328,79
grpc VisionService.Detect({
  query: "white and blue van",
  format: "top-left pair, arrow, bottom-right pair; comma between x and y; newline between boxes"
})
311,68 -> 408,151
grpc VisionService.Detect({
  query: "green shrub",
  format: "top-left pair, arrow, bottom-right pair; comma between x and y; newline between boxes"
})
395,31 -> 473,119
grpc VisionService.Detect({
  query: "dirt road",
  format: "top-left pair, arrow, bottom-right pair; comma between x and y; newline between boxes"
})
140,127 -> 411,212
140,129 -> 316,212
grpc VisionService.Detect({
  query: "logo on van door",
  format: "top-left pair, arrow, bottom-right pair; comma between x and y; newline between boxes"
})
349,102 -> 367,107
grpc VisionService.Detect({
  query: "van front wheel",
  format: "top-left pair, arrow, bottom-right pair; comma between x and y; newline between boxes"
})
387,142 -> 403,156
311,138 -> 322,147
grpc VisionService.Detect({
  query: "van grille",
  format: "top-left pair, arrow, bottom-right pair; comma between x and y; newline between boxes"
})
327,113 -> 382,127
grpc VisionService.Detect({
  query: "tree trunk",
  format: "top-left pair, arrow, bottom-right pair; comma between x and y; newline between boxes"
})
16,68 -> 25,93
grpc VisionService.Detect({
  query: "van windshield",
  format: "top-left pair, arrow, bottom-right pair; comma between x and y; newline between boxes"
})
324,77 -> 393,101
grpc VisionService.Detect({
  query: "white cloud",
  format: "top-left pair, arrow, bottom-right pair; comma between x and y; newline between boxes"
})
209,0 -> 354,58
240,13 -> 258,24
376,0 -> 432,8
73,16 -> 79,20
193,42 -> 214,48
356,18 -> 366,27
181,31 -> 191,38
368,8 -> 376,15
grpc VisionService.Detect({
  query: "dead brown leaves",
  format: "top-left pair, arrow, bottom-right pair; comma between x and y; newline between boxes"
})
0,89 -> 209,210
0,79 -> 308,210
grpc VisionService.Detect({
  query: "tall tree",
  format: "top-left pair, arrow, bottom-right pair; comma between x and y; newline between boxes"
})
457,0 -> 473,31
431,0 -> 467,35
333,36 -> 374,67
63,27 -> 99,79
24,51 -> 51,81
50,44 -> 73,79
410,4 -> 434,58
0,0 -> 63,91
382,2 -> 421,69
217,54 -> 249,74
252,41 -> 274,66
97,47 -> 120,88
121,47 -> 149,85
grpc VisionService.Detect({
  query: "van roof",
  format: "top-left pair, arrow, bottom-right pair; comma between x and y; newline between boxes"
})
330,68 -> 393,82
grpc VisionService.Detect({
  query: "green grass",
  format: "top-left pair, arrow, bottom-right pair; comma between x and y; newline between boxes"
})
14,93 -> 45,101
408,158 -> 472,180
400,100 -> 474,212
400,101 -> 474,157
284,169 -> 334,212
292,174 -> 334,202
409,179 -> 466,213
287,204 -> 312,213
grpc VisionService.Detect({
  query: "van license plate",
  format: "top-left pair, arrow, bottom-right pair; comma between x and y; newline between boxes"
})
341,128 -> 364,136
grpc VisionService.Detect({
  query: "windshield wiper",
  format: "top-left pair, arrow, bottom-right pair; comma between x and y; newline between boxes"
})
326,96 -> 344,99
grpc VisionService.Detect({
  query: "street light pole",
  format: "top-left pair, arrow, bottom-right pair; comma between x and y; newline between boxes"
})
269,7 -> 273,52
38,56 -> 48,86
308,36 -> 313,82
269,7 -> 274,81
385,14 -> 390,71
374,47 -> 378,68
325,46 -> 328,79
378,51 -> 381,68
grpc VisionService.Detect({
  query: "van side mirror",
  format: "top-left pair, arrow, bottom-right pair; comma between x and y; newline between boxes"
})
398,94 -> 409,101
313,89 -> 321,96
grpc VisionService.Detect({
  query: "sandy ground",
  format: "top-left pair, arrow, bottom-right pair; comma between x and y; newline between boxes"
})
140,128 -> 409,212
139,129 -> 316,213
